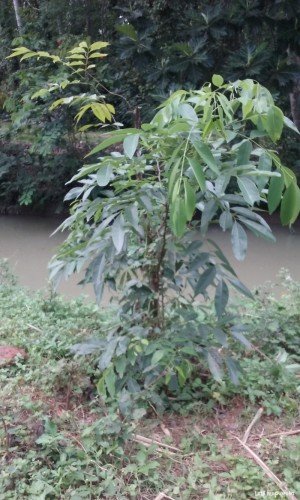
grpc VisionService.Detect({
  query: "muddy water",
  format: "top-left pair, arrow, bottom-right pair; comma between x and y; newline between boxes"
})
0,215 -> 299,301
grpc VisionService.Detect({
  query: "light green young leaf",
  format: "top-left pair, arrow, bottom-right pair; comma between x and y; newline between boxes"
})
97,165 -> 113,187
179,103 -> 198,123
283,116 -> 299,134
111,215 -> 125,254
87,129 -> 139,156
212,74 -> 224,87
265,105 -> 284,142
123,134 -> 140,159
280,182 -> 300,225
90,41 -> 109,51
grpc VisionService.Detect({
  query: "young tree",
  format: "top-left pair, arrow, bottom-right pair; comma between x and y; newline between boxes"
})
10,42 -> 300,411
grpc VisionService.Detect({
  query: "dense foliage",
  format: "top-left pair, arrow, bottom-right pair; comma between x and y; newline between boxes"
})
0,0 -> 299,210
40,70 -> 297,410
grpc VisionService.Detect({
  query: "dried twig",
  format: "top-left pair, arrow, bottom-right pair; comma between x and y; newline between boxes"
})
133,434 -> 180,452
243,407 -> 264,444
233,435 -> 297,500
154,493 -> 175,500
253,429 -> 300,440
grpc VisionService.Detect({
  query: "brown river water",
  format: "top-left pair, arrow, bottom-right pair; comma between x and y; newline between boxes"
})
0,215 -> 299,301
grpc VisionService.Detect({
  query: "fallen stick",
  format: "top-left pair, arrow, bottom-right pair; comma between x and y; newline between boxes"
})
154,493 -> 175,500
133,434 -> 181,452
243,407 -> 264,444
252,429 -> 300,440
233,435 -> 297,500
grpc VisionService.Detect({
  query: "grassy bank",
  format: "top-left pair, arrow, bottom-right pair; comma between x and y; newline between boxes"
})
0,262 -> 299,499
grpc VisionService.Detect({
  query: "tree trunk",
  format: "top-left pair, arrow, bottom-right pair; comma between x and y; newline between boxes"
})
12,0 -> 22,33
288,53 -> 300,130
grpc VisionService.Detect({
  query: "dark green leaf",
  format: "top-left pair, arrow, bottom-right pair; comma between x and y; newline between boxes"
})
188,158 -> 205,190
231,222 -> 247,261
195,266 -> 216,296
191,140 -> 219,174
237,140 -> 252,166
268,174 -> 284,214
225,357 -> 240,385
207,352 -> 223,381
231,327 -> 252,349
184,179 -> 196,221
219,211 -> 233,231
227,277 -> 253,299
237,216 -> 276,242
215,280 -> 229,318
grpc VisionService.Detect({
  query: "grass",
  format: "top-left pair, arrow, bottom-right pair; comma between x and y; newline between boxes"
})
0,261 -> 299,499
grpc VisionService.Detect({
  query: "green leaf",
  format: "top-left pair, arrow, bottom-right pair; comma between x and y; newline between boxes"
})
227,277 -> 253,299
237,177 -> 260,206
215,280 -> 229,318
123,134 -> 139,159
91,103 -> 106,122
87,129 -> 139,156
265,105 -> 284,142
212,74 -> 224,87
171,198 -> 186,237
268,173 -> 284,214
90,41 -> 109,51
188,158 -> 205,190
207,352 -> 223,381
6,47 -> 31,59
179,103 -> 198,123
105,368 -> 116,397
231,327 -> 252,349
111,215 -> 125,253
283,116 -> 299,134
280,182 -> 300,226
97,165 -> 113,187
184,179 -> 196,221
219,211 -> 233,231
151,350 -> 165,365
237,216 -> 276,242
191,140 -> 219,174
116,24 -> 138,41
232,206 -> 270,229
195,266 -> 216,296
237,140 -> 252,166
231,222 -> 247,261
225,357 -> 240,385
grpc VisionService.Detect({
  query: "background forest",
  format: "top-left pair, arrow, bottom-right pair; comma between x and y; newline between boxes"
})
0,0 -> 299,212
